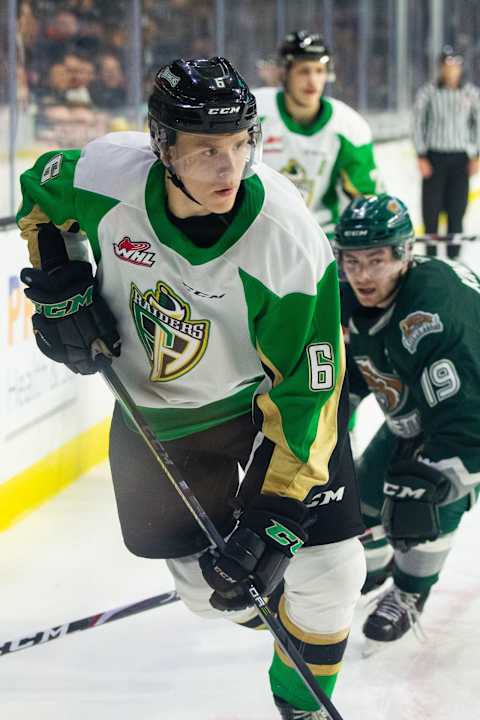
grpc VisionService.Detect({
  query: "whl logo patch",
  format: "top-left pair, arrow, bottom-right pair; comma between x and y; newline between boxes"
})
130,281 -> 210,382
113,237 -> 156,267
400,311 -> 443,354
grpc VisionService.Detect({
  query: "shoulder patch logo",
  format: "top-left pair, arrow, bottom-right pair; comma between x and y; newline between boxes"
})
399,311 -> 444,354
40,154 -> 63,184
130,281 -> 210,382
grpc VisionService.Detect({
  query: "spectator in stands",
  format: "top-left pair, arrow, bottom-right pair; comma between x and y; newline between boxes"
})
40,9 -> 80,65
413,46 -> 480,233
63,51 -> 95,105
37,63 -> 69,106
90,54 -> 126,109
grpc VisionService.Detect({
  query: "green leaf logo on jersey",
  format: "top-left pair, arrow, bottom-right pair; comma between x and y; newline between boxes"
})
130,281 -> 210,382
280,158 -> 314,206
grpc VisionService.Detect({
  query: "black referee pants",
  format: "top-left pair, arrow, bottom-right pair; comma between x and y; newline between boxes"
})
422,150 -> 469,233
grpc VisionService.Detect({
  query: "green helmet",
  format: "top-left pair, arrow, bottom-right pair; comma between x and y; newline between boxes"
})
334,194 -> 415,258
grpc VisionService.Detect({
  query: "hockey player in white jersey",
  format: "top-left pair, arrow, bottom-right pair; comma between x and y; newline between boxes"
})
17,57 -> 366,719
255,30 -> 378,236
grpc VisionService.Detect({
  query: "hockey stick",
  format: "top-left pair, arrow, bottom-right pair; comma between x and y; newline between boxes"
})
0,590 -> 179,657
96,355 -> 346,720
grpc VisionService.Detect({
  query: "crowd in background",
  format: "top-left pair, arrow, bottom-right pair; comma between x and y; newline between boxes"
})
12,0 -> 217,148
3,0 -> 478,152
10,0 -> 398,151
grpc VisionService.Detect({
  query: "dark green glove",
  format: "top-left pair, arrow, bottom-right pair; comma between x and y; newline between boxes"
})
382,459 -> 451,552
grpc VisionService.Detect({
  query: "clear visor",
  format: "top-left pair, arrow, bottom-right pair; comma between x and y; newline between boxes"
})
162,125 -> 262,184
340,250 -> 406,281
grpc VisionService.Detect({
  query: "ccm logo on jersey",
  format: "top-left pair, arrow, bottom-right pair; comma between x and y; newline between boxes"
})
182,282 -> 225,299
306,486 -> 345,508
207,107 -> 241,115
113,236 -> 156,267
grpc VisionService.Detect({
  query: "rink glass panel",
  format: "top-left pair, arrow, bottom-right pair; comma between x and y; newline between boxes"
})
1,0 -> 474,221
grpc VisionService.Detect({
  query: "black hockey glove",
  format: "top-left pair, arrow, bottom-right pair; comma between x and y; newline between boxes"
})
21,261 -> 121,375
199,495 -> 309,612
381,460 -> 451,553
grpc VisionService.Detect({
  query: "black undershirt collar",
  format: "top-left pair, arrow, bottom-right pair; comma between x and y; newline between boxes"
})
165,184 -> 245,248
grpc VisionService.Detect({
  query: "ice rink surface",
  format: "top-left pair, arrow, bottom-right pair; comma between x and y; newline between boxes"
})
1,396 -> 479,720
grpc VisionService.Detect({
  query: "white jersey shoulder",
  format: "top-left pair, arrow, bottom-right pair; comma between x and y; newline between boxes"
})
238,162 -> 334,296
253,86 -> 280,117
328,97 -> 372,145
74,131 -> 157,209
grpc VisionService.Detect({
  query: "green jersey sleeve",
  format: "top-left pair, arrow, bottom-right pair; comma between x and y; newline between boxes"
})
240,259 -> 347,503
393,260 -> 480,494
16,150 -> 81,267
337,135 -> 377,198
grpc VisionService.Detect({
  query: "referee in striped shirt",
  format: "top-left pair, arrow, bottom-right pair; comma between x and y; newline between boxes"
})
413,46 -> 480,233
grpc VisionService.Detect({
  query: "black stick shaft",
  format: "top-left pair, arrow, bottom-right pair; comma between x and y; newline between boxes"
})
0,590 -> 179,657
97,356 -> 345,720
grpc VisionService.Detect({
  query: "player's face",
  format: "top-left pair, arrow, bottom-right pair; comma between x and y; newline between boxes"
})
342,247 -> 408,307
286,60 -> 328,109
170,130 -> 251,213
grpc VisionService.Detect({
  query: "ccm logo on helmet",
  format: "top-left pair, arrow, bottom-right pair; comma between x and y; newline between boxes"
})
207,107 -> 241,115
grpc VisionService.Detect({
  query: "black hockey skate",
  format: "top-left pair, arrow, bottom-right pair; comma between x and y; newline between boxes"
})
361,557 -> 394,595
274,695 -> 329,719
362,584 -> 430,657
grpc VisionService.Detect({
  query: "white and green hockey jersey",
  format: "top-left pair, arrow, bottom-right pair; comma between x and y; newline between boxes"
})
254,87 -> 378,234
17,131 -> 347,503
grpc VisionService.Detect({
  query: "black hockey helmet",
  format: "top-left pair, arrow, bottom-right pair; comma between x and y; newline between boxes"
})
148,57 -> 258,143
278,30 -> 335,80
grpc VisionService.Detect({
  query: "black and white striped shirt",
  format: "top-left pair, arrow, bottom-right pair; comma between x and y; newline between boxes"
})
413,81 -> 480,158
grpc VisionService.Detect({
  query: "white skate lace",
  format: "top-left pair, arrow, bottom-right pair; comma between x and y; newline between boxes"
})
368,585 -> 427,642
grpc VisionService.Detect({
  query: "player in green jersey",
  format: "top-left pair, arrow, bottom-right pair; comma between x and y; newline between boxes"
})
254,30 -> 378,236
17,57 -> 366,718
334,193 -> 480,653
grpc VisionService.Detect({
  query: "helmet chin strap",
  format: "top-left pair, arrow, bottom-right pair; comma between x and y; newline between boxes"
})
165,165 -> 229,226
165,166 -> 202,206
